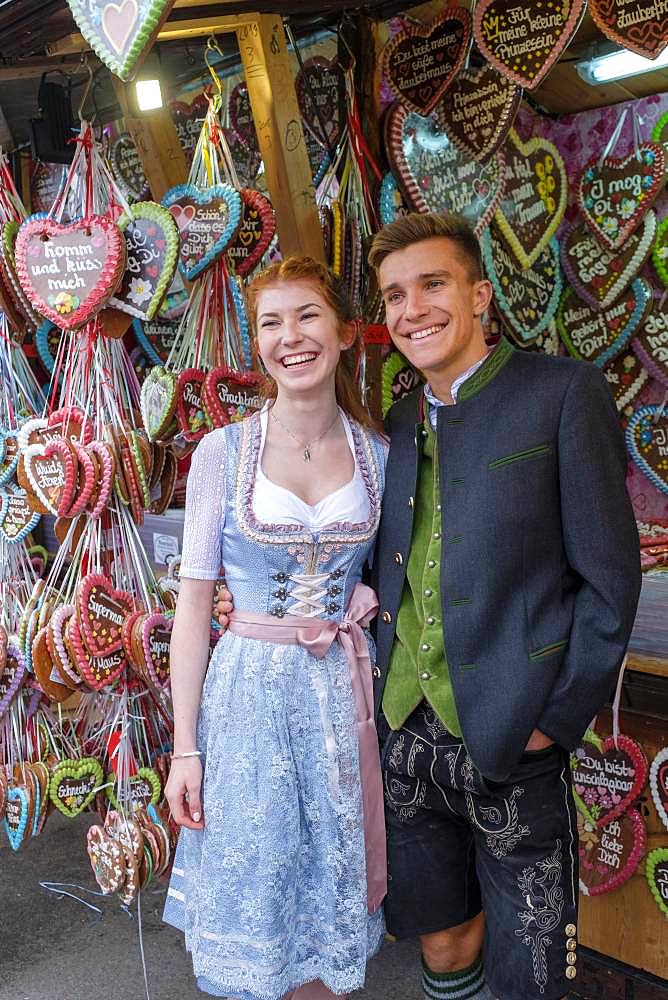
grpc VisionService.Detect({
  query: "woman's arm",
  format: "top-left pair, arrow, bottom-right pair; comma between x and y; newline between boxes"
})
165,576 -> 216,829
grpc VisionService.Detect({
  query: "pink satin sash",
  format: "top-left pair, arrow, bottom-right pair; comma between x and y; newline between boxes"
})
227,581 -> 387,913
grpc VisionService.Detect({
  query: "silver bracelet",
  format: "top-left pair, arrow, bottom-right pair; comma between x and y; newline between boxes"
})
171,750 -> 202,760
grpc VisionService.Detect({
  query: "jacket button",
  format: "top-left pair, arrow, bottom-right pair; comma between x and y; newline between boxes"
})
394,552 -> 403,565
408,496 -> 414,509
382,611 -> 392,624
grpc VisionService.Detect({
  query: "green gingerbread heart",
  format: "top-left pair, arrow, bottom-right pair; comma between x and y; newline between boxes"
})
49,757 -> 104,818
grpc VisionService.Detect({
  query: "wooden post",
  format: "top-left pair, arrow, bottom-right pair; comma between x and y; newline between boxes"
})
111,76 -> 189,202
236,15 -> 324,262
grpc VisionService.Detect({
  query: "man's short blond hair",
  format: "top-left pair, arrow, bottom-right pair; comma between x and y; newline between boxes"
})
368,211 -> 483,282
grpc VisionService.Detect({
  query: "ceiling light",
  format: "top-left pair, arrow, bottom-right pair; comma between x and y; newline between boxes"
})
577,45 -> 668,85
135,78 -> 163,112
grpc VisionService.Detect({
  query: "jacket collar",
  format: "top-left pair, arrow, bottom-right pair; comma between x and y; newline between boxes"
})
417,337 -> 515,421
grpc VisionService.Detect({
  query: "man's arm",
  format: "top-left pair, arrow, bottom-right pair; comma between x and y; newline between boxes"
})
536,363 -> 641,748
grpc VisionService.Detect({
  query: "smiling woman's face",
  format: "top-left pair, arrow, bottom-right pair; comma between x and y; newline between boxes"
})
255,279 -> 351,396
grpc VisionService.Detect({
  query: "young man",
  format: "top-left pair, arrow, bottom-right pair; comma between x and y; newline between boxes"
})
368,213 -> 641,1000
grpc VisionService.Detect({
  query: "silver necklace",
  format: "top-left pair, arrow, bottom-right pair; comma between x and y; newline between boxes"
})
270,409 -> 340,462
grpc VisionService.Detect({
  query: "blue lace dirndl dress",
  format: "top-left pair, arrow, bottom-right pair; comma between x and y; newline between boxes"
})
163,411 -> 386,999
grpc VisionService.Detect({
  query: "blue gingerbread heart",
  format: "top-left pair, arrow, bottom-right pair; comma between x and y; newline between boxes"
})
162,183 -> 242,281
626,405 -> 668,497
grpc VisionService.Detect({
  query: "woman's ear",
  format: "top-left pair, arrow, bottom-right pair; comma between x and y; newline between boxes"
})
339,320 -> 358,351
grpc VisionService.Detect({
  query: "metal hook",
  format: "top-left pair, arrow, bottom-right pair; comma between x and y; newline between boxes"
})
205,35 -> 224,94
77,54 -> 94,121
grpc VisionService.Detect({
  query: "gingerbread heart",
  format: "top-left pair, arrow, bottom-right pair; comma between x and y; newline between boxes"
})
482,226 -> 562,345
603,351 -> 648,413
15,215 -> 126,330
106,766 -> 161,811
0,430 -> 20,486
579,144 -> 666,251
384,101 -> 506,238
1,221 -> 42,329
141,611 -> 172,688
77,574 -> 133,657
631,294 -> 668,387
22,438 -> 77,517
578,808 -> 646,896
49,757 -> 104,818
70,618 -> 128,691
162,183 -> 242,281
494,130 -> 566,269
141,366 -> 178,441
31,161 -> 66,215
649,747 -> 668,832
474,0 -> 586,90
65,0 -> 175,82
0,643 -> 27,721
381,352 -> 422,417
87,823 -> 127,894
589,0 -> 668,60
226,190 -> 276,278
109,132 -> 150,201
295,56 -> 347,148
646,848 -> 668,918
170,94 -> 209,163
85,440 -> 115,518
435,65 -> 521,163
3,784 -> 30,850
227,82 -> 260,155
203,367 -> 263,426
561,212 -> 656,312
626,405 -> 668,496
571,732 -> 648,828
176,368 -> 209,441
222,127 -> 262,189
0,485 -> 41,542
109,202 -> 179,321
132,316 -> 180,366
0,625 -> 6,680
557,278 -> 652,368
653,215 -> 668,288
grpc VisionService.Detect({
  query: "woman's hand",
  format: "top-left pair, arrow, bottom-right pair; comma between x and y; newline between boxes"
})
165,757 -> 205,830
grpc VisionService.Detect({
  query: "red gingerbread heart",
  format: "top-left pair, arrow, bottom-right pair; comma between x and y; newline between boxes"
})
226,190 -> 276,278
14,216 -> 126,330
77,574 -> 133,658
578,808 -> 646,896
572,732 -> 648,829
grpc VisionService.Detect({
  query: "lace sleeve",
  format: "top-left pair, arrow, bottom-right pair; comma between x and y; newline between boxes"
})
179,428 -> 226,580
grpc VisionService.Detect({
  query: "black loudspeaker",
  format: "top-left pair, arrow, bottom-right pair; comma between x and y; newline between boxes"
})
30,76 -> 75,164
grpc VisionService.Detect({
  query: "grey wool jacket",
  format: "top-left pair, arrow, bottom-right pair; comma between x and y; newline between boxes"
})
372,338 -> 642,782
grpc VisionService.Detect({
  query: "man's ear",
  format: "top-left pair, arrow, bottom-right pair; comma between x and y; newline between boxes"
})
473,279 -> 494,317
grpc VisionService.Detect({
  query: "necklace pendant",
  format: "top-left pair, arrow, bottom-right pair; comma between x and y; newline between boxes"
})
303,447 -> 311,462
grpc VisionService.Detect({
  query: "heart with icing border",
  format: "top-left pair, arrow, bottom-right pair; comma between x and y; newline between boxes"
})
162,183 -> 242,281
141,365 -> 178,441
15,216 -> 125,330
0,430 -> 20,486
0,624 -> 6,680
226,190 -> 275,278
482,226 -> 562,345
3,784 -> 30,850
85,440 -> 116,518
435,65 -> 521,163
494,130 -> 566,269
295,56 -> 347,148
631,293 -> 668,387
35,321 -> 61,380
106,766 -> 161,810
0,485 -> 41,543
380,8 -> 471,116
626,405 -> 668,496
589,0 -> 668,60
109,132 -> 150,201
652,110 -> 668,147
578,808 -> 646,896
384,101 -> 506,237
65,0 -> 175,82
646,847 -> 668,918
170,94 -> 209,163
49,757 -> 104,818
132,316 -> 180,366
0,643 -> 27,721
222,126 -> 262,188
203,367 -> 263,427
77,574 -> 133,657
571,731 -> 649,828
557,278 -> 652,368
140,611 -> 172,688
22,438 -> 78,517
109,202 -> 179,321
227,82 -> 260,155
1,220 -> 42,328
87,824 -> 127,894
561,212 -> 656,312
69,614 -> 128,690
649,747 -> 668,833
603,351 -> 648,413
176,368 -> 209,441
474,0 -> 586,90
579,144 -> 666,251
653,216 -> 668,288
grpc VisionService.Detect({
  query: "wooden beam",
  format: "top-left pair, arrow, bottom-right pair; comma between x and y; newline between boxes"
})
111,75 -> 189,203
0,57 -> 93,81
236,15 -> 324,261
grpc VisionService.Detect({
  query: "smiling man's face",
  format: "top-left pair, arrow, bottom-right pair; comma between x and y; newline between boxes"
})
379,236 -> 492,397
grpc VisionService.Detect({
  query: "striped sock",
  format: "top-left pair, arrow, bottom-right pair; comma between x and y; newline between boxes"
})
422,955 -> 486,1000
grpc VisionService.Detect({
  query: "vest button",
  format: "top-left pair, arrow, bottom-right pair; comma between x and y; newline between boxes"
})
381,611 -> 392,624
424,588 -> 432,597
433,531 -> 441,540
426,616 -> 435,626
428,560 -> 436,569
420,671 -> 431,680
436,504 -> 441,512
421,643 -> 430,652
394,552 -> 403,565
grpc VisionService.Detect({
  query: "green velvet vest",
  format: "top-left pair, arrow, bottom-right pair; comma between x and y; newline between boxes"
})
382,417 -> 462,735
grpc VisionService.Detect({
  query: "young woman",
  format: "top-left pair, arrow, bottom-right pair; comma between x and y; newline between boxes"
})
164,257 -> 387,1000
